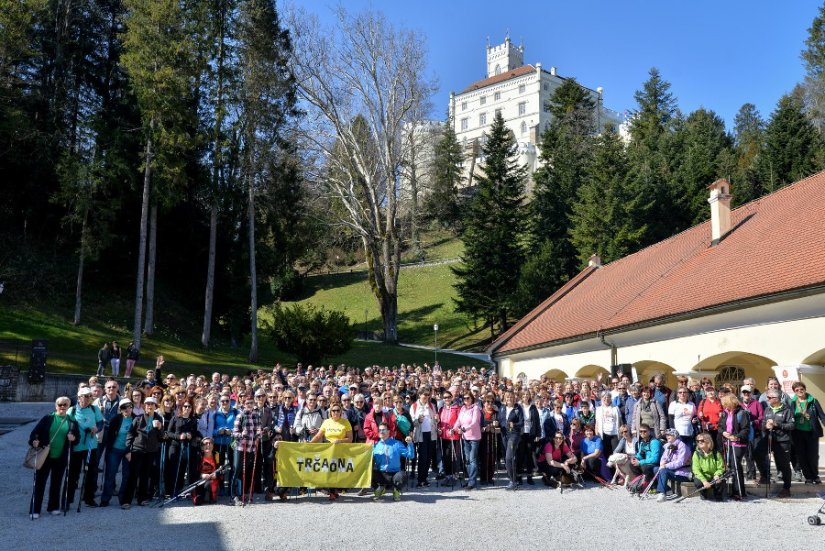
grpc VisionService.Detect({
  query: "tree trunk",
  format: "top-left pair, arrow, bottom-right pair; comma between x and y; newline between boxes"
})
202,204 -> 218,347
143,203 -> 157,335
73,207 -> 88,325
380,291 -> 398,344
133,126 -> 153,350
247,173 -> 258,363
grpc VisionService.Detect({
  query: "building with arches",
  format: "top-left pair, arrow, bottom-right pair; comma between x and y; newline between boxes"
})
489,172 -> 825,408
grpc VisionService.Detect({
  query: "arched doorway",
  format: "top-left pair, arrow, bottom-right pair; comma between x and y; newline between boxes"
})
575,364 -> 610,381
541,369 -> 567,383
633,361 -> 676,388
694,351 -> 777,391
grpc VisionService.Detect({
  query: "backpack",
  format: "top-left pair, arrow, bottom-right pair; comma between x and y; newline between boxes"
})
395,411 -> 412,435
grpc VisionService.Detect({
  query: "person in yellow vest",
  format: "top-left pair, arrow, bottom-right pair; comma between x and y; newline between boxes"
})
311,404 -> 352,501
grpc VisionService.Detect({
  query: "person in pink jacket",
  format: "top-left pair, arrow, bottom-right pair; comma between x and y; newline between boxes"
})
453,392 -> 482,490
438,391 -> 462,485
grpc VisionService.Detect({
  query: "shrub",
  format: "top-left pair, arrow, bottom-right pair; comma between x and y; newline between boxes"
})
263,303 -> 352,365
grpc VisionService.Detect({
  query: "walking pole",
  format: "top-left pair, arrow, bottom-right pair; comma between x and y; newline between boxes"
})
29,464 -> 37,520
62,447 -> 72,515
727,440 -> 742,499
248,437 -> 259,506
410,442 -> 418,489
173,441 -> 185,497
765,430 -> 772,499
242,439 -> 248,505
158,440 -> 166,500
458,435 -> 467,488
77,440 -> 92,513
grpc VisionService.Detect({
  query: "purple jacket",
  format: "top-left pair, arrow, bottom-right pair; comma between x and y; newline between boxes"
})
741,399 -> 763,432
661,439 -> 691,478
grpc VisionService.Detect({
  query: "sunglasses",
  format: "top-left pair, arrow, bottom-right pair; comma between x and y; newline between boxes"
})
330,409 -> 341,413
182,405 -> 192,409
378,428 -> 389,433
105,386 -> 117,390
57,403 -> 70,407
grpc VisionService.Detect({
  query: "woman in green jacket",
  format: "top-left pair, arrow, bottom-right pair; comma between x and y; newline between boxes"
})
691,432 -> 726,501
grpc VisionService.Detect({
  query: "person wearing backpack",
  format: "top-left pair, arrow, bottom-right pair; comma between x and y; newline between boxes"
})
718,394 -> 750,500
762,389 -> 795,498
739,385 -> 764,482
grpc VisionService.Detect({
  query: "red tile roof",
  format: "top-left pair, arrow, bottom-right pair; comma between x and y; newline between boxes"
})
490,170 -> 825,356
460,65 -> 535,94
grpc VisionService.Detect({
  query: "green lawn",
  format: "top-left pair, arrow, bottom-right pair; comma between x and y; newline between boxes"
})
0,303 -> 478,378
284,260 -> 490,352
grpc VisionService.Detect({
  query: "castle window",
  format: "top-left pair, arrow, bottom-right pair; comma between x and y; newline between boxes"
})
518,102 -> 526,116
460,118 -> 468,131
519,84 -> 525,94
494,91 -> 501,101
495,64 -> 501,75
480,96 -> 486,106
461,102 -> 467,111
479,112 -> 487,126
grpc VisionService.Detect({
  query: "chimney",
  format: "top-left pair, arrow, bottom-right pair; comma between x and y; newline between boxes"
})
588,253 -> 602,267
707,179 -> 732,245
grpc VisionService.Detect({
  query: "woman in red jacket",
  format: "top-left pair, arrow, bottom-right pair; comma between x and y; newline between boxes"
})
363,396 -> 397,444
698,387 -> 723,446
438,390 -> 462,485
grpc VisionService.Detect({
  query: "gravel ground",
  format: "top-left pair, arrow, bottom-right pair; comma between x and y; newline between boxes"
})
2,402 -> 824,550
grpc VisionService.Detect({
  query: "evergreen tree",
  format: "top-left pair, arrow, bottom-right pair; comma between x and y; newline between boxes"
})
626,68 -> 680,244
731,103 -> 765,204
800,2 -> 825,135
453,112 -> 526,337
569,128 -> 648,266
425,118 -> 464,230
516,78 -> 593,315
757,94 -> 822,193
670,108 -> 733,227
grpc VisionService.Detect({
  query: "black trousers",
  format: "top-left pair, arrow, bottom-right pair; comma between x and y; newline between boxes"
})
724,444 -> 747,497
693,478 -> 725,500
441,439 -> 460,477
67,447 -> 98,504
166,443 -> 196,496
416,432 -> 434,483
769,439 -> 793,489
630,462 -> 656,482
373,470 -> 406,491
504,434 -> 520,484
516,435 -> 535,479
122,451 -> 157,504
32,455 -> 68,514
256,439 -> 274,492
793,430 -> 820,481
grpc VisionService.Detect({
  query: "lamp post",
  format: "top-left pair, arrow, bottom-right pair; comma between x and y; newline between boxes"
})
433,323 -> 439,366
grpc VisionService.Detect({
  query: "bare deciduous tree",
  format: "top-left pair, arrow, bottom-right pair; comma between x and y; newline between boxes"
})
287,6 -> 435,343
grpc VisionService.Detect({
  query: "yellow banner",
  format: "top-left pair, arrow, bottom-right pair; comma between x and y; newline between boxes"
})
276,442 -> 373,488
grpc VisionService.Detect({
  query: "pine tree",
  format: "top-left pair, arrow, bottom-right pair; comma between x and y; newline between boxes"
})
453,112 -> 526,337
425,118 -> 464,230
516,78 -> 593,315
731,103 -> 765,204
626,68 -> 680,244
569,128 -> 648,266
670,108 -> 733,227
758,94 -> 822,193
800,2 -> 825,135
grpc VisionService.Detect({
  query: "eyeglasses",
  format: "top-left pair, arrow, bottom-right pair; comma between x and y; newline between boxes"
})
463,396 -> 472,400
182,405 -> 192,409
639,430 -> 649,434
105,386 -> 117,390
677,391 -> 688,394
554,436 -> 564,440
342,398 -> 351,402
696,438 -> 707,443
122,405 -> 133,409
57,403 -> 70,407
330,409 -> 341,413
378,428 -> 389,433
220,399 -> 229,403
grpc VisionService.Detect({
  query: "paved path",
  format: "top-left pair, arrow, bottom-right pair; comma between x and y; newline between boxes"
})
1,402 -> 824,549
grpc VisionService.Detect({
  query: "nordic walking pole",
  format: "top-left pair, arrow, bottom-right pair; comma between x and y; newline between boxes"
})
673,470 -> 732,503
173,440 -> 185,497
29,464 -> 37,520
158,440 -> 166,500
248,437 -> 259,506
62,445 -> 72,515
242,438 -> 248,505
77,439 -> 92,513
765,430 -> 772,499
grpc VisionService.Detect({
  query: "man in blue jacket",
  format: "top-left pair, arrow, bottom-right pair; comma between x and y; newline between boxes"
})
630,423 -> 662,486
372,422 -> 415,501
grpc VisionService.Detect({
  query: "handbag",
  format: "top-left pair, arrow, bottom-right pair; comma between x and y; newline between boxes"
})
24,416 -> 67,470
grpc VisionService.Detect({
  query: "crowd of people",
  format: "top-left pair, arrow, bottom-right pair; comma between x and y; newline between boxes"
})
26,358 -> 825,518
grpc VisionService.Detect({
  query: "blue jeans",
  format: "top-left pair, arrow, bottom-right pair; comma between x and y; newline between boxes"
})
655,467 -> 691,494
101,447 -> 129,503
462,439 -> 480,487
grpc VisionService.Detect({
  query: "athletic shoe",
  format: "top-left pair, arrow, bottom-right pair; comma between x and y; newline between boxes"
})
776,488 -> 791,498
505,482 -> 517,491
656,493 -> 667,502
358,488 -> 370,496
373,487 -> 385,501
756,477 -> 769,485
806,479 -> 816,485
466,484 -> 476,491
265,491 -> 275,502
814,478 -> 822,485
30,514 -> 39,519
121,504 -> 131,510
392,489 -> 401,502
49,510 -> 61,516
794,470 -> 804,482
525,477 -> 534,485
233,497 -> 243,506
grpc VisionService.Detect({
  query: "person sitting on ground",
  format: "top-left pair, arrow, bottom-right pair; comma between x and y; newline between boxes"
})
691,432 -> 726,501
579,424 -> 606,480
193,437 -> 221,505
607,424 -> 635,486
372,422 -> 415,502
538,431 -> 577,489
654,428 -> 692,501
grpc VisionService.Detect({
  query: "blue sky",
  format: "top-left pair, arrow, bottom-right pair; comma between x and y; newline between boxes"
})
290,0 -> 821,130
